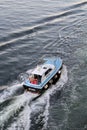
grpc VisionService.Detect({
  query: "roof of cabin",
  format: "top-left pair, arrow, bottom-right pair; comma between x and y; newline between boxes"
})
31,64 -> 55,76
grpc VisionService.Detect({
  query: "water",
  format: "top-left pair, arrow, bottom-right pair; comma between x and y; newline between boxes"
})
0,0 -> 87,129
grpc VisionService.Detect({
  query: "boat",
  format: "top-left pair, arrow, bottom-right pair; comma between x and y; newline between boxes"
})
19,57 -> 63,93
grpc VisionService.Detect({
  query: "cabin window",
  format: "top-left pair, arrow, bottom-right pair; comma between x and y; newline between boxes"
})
45,68 -> 52,76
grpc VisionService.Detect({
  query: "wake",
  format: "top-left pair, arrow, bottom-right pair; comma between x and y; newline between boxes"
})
0,92 -> 38,129
0,65 -> 68,130
0,82 -> 23,103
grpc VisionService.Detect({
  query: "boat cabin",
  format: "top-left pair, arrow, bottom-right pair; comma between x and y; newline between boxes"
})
29,64 -> 55,85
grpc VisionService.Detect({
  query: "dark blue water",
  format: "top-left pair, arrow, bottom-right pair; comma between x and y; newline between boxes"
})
0,0 -> 87,130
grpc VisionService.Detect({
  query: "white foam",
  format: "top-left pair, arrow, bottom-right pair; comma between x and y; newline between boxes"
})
0,85 -> 8,90
0,92 -> 38,129
0,65 -> 68,130
0,82 -> 23,103
8,103 -> 31,130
